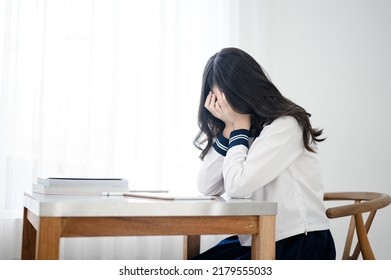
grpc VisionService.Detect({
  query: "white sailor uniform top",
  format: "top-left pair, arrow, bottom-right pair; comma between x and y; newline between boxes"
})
196,116 -> 330,246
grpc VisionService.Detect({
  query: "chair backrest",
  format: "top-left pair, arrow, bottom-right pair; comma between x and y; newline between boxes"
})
324,192 -> 391,260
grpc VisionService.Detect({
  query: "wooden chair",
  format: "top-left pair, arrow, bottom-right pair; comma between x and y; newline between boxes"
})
324,192 -> 391,260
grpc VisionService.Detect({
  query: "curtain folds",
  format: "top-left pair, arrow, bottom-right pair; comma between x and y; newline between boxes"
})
0,0 -> 260,259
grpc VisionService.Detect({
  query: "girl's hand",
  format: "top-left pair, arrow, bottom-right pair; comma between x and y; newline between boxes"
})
204,86 -> 251,137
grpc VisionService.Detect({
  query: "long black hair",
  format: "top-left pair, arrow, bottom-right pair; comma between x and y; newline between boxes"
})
194,47 -> 325,160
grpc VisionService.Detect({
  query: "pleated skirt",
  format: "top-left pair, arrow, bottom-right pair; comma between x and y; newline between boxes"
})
191,229 -> 336,260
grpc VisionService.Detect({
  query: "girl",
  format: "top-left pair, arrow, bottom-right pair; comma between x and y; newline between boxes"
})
193,47 -> 336,260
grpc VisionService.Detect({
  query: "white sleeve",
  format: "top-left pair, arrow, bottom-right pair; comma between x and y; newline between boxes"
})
196,134 -> 229,196
223,116 -> 304,198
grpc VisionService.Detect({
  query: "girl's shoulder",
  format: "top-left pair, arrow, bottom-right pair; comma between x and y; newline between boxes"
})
252,116 -> 301,139
272,115 -> 298,125
252,116 -> 301,141
263,116 -> 300,133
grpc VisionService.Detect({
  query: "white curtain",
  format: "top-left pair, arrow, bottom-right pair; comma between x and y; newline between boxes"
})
0,0 -> 266,259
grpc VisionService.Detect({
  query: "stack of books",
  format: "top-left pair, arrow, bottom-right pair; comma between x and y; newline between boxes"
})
33,177 -> 129,195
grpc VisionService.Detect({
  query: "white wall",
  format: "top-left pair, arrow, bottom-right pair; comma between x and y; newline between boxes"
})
240,0 -> 391,259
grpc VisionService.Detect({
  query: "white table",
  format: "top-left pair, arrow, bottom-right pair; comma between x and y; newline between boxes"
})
21,192 -> 277,260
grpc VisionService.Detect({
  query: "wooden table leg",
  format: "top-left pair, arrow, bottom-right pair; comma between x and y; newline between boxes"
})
36,217 -> 63,260
183,235 -> 201,259
21,207 -> 37,260
251,215 -> 276,260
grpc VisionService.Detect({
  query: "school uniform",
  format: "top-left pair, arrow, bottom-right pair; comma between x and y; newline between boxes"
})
194,116 -> 336,260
